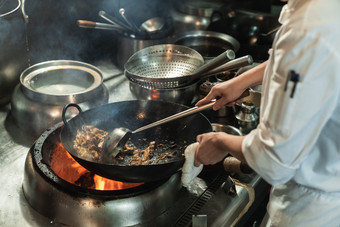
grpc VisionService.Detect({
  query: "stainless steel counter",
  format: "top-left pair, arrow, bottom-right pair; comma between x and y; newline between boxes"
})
0,60 -> 134,226
0,59 -> 267,226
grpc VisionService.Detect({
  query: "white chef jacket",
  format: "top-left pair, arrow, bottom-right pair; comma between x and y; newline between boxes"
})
242,0 -> 340,225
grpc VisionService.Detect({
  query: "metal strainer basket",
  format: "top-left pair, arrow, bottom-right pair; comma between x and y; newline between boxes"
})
124,44 -> 253,89
124,44 -> 205,89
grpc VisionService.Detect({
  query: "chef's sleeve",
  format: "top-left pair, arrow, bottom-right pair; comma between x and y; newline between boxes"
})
241,26 -> 340,186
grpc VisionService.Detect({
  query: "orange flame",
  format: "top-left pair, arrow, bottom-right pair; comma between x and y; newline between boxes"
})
50,142 -> 143,190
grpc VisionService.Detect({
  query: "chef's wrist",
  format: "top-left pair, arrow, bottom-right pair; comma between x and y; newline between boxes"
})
221,134 -> 246,163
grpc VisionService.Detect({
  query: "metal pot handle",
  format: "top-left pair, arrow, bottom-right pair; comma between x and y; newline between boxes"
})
0,0 -> 29,22
62,103 -> 83,126
20,0 -> 29,23
0,0 -> 21,17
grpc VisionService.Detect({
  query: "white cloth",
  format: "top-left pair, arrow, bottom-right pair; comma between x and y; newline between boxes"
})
181,142 -> 203,187
241,0 -> 340,225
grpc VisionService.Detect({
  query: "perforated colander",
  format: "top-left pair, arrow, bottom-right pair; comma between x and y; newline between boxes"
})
124,44 -> 236,89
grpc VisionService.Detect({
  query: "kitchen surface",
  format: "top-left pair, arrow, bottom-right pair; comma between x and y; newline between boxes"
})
0,59 -> 270,226
0,59 -> 269,227
0,0 -> 283,226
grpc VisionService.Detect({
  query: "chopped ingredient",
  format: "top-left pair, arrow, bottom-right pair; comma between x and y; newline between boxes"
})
73,125 -> 181,165
73,125 -> 108,161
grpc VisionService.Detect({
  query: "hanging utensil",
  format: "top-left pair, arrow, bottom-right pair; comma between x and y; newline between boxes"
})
77,19 -> 125,31
140,17 -> 165,33
98,10 -> 132,32
119,8 -> 139,33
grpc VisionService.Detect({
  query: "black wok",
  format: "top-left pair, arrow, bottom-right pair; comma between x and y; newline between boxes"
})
208,8 -> 280,61
60,100 -> 212,182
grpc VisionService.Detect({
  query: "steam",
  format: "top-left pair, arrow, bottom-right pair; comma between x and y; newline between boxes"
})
0,0 -> 25,47
2,0 -> 171,66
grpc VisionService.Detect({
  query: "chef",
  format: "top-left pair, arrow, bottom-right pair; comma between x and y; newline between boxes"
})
194,0 -> 340,225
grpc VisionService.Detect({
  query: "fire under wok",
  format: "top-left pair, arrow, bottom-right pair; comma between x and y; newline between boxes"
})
60,100 -> 212,183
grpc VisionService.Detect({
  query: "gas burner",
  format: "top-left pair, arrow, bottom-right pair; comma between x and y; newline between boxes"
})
21,122 -> 264,227
22,122 -> 182,226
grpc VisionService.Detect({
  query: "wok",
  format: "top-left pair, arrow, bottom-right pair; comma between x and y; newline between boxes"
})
208,8 -> 280,61
60,100 -> 212,182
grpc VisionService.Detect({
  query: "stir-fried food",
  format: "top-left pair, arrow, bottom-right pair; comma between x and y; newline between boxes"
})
73,125 -> 108,161
73,125 -> 181,165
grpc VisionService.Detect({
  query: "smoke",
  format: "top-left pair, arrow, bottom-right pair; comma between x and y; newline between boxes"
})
0,0 -> 28,104
0,0 -> 26,46
101,0 -> 171,26
2,0 -> 172,66
23,0 -> 117,64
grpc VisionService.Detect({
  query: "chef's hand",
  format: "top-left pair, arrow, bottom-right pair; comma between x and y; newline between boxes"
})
194,132 -> 228,167
195,79 -> 246,111
196,60 -> 269,110
194,132 -> 246,167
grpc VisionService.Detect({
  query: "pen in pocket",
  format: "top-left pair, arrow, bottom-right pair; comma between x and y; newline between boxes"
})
284,70 -> 300,98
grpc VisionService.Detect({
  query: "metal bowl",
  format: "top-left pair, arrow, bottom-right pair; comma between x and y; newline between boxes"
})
208,9 -> 280,61
129,79 -> 198,105
211,123 -> 243,136
116,34 -> 172,70
20,60 -> 104,103
124,44 -> 204,89
11,60 -> 109,140
173,30 -> 240,61
170,0 -> 225,33
237,63 -> 262,108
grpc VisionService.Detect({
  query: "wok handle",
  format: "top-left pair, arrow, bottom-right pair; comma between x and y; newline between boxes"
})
62,103 -> 83,126
133,90 -> 250,134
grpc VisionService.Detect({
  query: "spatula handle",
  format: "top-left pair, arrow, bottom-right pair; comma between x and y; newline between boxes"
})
132,90 -> 250,134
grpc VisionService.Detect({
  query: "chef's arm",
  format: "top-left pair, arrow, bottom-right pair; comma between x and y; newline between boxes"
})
196,61 -> 268,111
234,60 -> 267,88
194,132 -> 247,167
219,134 -> 247,163
242,26 -> 340,185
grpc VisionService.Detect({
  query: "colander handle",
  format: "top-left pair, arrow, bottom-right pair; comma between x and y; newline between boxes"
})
190,49 -> 236,77
178,55 -> 254,88
200,55 -> 253,77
